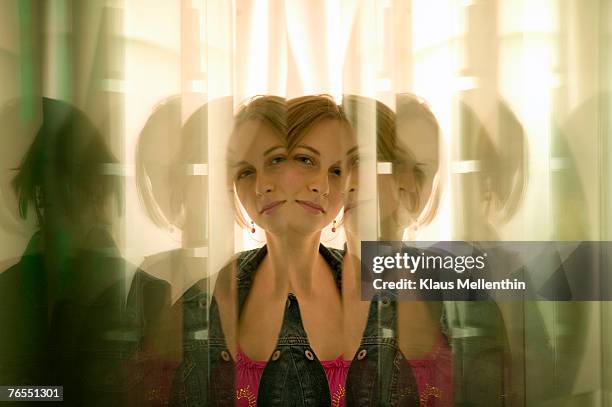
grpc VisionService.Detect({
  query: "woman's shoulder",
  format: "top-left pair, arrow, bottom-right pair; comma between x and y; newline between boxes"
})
234,246 -> 268,277
178,247 -> 265,293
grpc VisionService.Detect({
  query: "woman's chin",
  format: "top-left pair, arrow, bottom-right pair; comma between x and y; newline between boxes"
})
282,222 -> 324,237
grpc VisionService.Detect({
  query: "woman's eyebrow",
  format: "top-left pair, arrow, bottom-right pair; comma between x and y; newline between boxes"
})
294,145 -> 320,156
230,160 -> 249,168
346,146 -> 358,156
263,145 -> 286,156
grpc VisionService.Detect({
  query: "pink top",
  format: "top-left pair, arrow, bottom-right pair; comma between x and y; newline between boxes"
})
235,348 -> 351,407
407,336 -> 453,407
235,336 -> 452,407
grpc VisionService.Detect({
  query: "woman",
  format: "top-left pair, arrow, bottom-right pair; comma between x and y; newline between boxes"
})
171,95 -> 356,406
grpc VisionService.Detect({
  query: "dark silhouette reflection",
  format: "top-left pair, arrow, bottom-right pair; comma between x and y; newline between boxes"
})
0,98 -> 169,406
0,99 -> 39,272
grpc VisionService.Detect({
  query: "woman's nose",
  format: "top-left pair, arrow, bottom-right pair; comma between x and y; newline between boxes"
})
344,167 -> 359,195
308,172 -> 329,196
255,174 -> 275,196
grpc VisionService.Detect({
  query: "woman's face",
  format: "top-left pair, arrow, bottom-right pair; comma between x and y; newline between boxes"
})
284,119 -> 356,235
344,117 -> 439,239
230,120 -> 289,234
343,150 -> 418,239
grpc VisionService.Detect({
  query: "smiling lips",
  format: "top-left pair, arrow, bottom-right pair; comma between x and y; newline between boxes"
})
261,200 -> 286,214
295,200 -> 325,214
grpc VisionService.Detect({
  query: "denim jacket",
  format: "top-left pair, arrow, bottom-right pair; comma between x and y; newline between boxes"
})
169,244 -> 344,406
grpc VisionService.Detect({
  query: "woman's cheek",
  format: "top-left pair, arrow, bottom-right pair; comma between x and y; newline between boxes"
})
279,168 -> 306,193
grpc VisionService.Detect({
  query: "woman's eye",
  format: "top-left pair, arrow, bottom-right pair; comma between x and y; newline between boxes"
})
270,155 -> 287,165
331,167 -> 342,177
295,155 -> 315,166
236,168 -> 254,180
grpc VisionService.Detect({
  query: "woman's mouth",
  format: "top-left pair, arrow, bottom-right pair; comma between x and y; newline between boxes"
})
260,200 -> 286,214
295,200 -> 325,214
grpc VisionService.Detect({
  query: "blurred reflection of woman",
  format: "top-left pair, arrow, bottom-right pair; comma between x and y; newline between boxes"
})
171,95 -> 356,406
133,97 -> 226,405
343,95 -> 513,406
341,94 -> 447,406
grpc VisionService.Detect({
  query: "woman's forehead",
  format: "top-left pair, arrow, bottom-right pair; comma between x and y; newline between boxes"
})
296,120 -> 356,153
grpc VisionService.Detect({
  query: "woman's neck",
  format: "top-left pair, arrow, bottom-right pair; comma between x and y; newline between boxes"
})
263,230 -> 325,297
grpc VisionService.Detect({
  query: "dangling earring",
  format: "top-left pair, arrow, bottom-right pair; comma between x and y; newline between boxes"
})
331,220 -> 337,233
250,220 -> 256,233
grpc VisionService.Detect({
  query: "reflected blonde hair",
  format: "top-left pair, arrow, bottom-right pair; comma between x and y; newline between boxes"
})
287,95 -> 351,151
342,94 -> 444,228
232,95 -> 286,139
